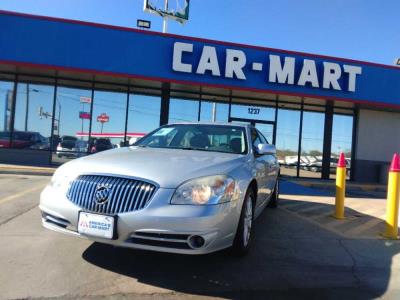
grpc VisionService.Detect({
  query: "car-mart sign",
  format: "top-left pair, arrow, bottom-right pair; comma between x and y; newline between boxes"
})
173,42 -> 362,92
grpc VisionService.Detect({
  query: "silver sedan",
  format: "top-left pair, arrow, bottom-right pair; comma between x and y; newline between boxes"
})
40,123 -> 279,255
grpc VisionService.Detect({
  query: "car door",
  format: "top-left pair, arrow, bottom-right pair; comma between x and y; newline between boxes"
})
250,128 -> 270,207
256,129 -> 279,194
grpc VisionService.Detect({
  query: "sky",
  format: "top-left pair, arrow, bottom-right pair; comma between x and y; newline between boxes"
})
0,0 -> 384,155
0,0 -> 399,65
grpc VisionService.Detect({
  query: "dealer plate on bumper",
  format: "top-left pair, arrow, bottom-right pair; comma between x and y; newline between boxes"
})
78,212 -> 115,239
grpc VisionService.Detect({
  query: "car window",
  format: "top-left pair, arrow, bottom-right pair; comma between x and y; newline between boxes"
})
0,132 -> 10,139
136,124 -> 247,154
96,139 -> 111,145
256,129 -> 269,144
145,128 -> 179,148
63,136 -> 76,141
14,132 -> 32,141
251,128 -> 262,148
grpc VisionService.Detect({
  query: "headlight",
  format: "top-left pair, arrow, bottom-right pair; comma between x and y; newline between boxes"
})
48,172 -> 74,190
171,175 -> 236,205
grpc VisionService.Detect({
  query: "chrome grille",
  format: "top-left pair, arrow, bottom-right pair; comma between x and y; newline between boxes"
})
67,175 -> 157,214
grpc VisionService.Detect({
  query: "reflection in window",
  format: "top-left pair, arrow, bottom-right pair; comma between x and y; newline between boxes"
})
12,83 -> 54,150
127,94 -> 161,145
275,109 -> 300,177
169,98 -> 199,123
331,114 -> 353,179
52,86 -> 91,163
0,81 -> 14,148
91,90 -> 127,150
300,111 -> 325,178
200,101 -> 229,122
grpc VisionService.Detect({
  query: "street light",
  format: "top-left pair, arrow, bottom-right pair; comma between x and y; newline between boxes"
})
137,19 -> 151,29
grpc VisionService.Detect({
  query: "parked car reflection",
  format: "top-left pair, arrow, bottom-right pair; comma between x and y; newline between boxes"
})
56,135 -> 78,158
0,131 -> 49,149
89,138 -> 113,153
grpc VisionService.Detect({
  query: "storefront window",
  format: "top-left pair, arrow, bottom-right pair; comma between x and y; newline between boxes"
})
127,94 -> 161,145
52,86 -> 91,163
91,90 -> 127,150
331,114 -> 353,179
200,101 -> 229,122
0,81 -> 14,148
12,83 -> 54,150
299,111 -> 325,178
275,109 -> 301,177
168,98 -> 199,123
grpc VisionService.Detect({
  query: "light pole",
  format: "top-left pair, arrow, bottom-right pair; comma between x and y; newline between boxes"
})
162,0 -> 168,33
24,83 -> 29,131
24,85 -> 39,131
57,99 -> 61,136
212,102 -> 217,122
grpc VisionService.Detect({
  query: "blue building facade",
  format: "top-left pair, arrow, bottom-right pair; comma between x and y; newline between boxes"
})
0,10 -> 399,182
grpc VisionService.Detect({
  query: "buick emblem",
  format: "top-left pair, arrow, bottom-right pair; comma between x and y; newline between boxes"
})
94,185 -> 111,205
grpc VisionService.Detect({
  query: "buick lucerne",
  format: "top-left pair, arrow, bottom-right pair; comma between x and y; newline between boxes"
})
40,123 -> 280,255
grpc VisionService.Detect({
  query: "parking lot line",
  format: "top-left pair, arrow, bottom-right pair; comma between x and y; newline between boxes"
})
0,186 -> 43,205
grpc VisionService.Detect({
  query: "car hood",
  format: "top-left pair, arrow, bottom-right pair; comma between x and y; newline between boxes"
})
61,147 -> 247,188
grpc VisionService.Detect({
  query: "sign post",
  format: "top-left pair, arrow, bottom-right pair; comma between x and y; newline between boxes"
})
143,0 -> 190,33
97,113 -> 110,134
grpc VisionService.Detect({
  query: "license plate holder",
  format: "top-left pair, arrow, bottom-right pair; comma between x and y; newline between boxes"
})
78,212 -> 117,240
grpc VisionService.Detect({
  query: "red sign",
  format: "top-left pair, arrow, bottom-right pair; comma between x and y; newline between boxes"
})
79,111 -> 91,119
97,113 -> 109,123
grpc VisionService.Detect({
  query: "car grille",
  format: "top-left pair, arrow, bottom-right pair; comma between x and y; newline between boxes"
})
66,175 -> 157,214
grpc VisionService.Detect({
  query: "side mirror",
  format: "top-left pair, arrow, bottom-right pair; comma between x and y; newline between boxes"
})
256,143 -> 276,155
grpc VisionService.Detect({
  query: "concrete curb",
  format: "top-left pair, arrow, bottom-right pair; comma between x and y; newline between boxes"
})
0,165 -> 56,176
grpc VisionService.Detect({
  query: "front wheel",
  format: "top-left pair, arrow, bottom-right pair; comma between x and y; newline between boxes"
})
231,188 -> 254,256
267,179 -> 279,208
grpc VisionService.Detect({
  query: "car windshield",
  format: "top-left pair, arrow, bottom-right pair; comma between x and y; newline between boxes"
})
135,124 -> 248,154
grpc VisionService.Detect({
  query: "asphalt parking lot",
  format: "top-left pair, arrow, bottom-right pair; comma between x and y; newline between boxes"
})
1,174 -> 400,300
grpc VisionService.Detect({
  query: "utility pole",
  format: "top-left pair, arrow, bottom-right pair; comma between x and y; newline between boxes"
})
24,83 -> 29,131
212,102 -> 217,122
162,0 -> 168,33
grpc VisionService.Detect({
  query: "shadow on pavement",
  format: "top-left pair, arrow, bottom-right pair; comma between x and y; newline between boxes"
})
280,179 -> 332,196
82,200 -> 400,299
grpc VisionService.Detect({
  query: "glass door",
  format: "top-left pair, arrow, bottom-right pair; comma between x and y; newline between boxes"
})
229,117 -> 275,145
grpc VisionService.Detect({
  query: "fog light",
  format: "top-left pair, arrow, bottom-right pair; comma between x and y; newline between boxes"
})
188,235 -> 205,249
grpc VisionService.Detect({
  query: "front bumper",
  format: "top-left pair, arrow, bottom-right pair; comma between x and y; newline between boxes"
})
39,185 -> 241,254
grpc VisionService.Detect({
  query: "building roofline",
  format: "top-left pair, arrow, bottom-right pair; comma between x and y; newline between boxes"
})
1,9 -> 399,71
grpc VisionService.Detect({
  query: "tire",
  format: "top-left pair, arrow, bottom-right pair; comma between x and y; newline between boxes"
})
267,179 -> 279,208
231,188 -> 255,256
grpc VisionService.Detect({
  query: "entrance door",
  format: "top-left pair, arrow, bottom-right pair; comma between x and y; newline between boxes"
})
229,117 -> 275,145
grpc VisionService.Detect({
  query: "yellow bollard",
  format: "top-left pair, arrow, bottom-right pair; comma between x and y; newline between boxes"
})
334,152 -> 346,219
383,153 -> 400,239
